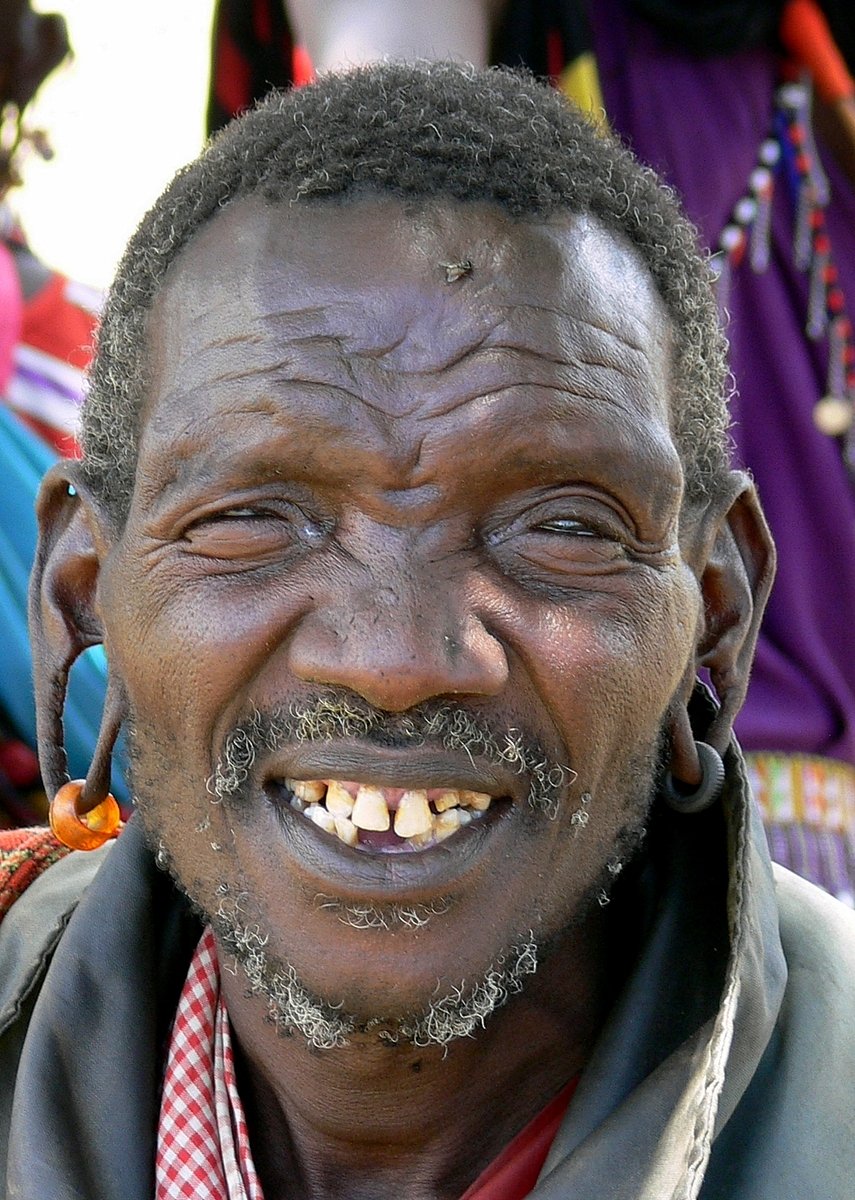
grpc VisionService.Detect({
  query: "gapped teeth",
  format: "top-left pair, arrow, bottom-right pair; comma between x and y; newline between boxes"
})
333,815 -> 359,846
284,780 -> 494,850
291,780 -> 327,809
305,804 -> 336,834
393,790 -> 432,837
351,786 -> 391,831
435,808 -> 462,841
325,780 -> 355,818
460,790 -> 491,811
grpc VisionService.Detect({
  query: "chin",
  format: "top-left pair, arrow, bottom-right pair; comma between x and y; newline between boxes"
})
213,904 -> 542,1052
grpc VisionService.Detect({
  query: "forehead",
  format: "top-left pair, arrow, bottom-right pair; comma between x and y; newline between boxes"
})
150,194 -> 670,363
139,195 -> 679,506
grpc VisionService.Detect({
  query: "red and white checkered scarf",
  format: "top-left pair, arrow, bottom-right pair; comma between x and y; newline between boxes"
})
156,927 -> 265,1200
156,929 -> 576,1200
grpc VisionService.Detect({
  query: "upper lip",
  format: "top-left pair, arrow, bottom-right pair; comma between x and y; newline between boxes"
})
262,744 -> 526,802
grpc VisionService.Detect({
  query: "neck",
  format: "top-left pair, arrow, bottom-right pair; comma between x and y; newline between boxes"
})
220,910 -> 618,1200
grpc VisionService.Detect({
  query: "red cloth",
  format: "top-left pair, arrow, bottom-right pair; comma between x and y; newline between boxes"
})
11,270 -> 99,456
159,928 -> 577,1199
0,243 -> 22,395
156,928 -> 263,1200
780,0 -> 855,103
461,1076 -> 578,1200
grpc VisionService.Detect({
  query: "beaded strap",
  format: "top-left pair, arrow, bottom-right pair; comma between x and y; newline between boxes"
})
709,77 -> 855,465
0,826 -> 70,923
746,752 -> 855,906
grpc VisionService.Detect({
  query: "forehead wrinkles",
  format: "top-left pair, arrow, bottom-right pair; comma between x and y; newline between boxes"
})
140,199 -> 675,465
141,305 -> 666,489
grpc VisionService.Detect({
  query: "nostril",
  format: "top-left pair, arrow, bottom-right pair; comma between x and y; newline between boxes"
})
286,598 -> 508,711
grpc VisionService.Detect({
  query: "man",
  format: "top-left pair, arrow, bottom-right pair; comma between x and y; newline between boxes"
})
2,62 -> 853,1198
209,0 -> 855,905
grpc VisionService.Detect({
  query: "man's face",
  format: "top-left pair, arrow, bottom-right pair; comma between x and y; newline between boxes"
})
97,196 -> 703,1038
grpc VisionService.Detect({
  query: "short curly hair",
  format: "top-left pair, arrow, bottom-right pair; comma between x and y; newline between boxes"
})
81,60 -> 731,517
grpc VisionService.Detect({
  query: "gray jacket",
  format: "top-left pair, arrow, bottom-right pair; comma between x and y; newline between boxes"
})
1,745 -> 853,1199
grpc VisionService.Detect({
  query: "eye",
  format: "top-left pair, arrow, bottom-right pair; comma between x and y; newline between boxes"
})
483,492 -> 635,587
534,517 -> 598,538
181,502 -> 327,562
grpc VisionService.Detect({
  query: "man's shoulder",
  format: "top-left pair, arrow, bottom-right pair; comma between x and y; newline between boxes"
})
773,863 -> 855,1043
770,866 -> 855,1180
0,835 -> 111,1192
773,862 -> 855,980
0,833 -> 111,1036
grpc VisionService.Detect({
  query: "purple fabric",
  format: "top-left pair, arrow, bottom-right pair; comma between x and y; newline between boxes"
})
591,0 -> 855,766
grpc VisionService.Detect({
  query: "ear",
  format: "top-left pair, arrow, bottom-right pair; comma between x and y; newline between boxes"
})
28,461 -> 117,798
683,471 -> 776,754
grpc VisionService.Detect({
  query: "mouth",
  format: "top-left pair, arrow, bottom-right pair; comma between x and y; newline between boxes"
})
269,778 -> 506,854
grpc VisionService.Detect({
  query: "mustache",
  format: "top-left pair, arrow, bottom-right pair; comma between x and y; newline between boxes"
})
209,695 -> 575,817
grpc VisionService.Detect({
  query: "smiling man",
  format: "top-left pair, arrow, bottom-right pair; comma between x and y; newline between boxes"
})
2,62 -> 854,1200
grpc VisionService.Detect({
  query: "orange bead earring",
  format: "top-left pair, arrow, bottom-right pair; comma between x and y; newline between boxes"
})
49,779 -> 123,851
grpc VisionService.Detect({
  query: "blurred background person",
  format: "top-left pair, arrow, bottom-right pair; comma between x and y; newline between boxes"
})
0,0 -> 115,826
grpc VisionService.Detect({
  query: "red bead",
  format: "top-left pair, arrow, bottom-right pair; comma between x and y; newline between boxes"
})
828,290 -> 845,313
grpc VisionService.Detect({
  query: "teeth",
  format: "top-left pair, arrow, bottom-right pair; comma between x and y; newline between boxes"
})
406,826 -> 436,848
305,804 -> 336,834
460,790 -> 492,810
333,815 -> 359,847
291,780 -> 326,806
351,786 -> 391,831
325,780 -> 355,818
393,790 -> 432,837
284,778 -> 495,850
434,808 -> 462,841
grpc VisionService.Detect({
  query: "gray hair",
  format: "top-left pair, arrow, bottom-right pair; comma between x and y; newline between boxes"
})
80,60 -> 731,518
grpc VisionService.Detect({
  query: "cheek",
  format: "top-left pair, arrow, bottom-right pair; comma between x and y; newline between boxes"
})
100,550 -> 307,750
128,714 -> 249,901
496,570 -> 700,770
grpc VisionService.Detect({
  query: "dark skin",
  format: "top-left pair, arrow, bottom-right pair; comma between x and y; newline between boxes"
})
31,196 -> 774,1200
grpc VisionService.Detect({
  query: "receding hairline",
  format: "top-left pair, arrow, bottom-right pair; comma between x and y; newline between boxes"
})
136,189 -> 681,491
80,63 -> 732,516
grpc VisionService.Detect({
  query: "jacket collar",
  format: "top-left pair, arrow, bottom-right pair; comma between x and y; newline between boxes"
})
6,742 -> 786,1200
537,742 -> 787,1198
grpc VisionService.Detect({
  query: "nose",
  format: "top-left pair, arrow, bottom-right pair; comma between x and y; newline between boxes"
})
286,580 -> 509,713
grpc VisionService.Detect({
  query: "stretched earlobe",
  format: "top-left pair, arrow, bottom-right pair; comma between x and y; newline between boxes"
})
690,476 -> 776,754
81,671 -> 125,814
29,462 -> 114,799
662,701 -> 724,814
668,703 -> 703,788
48,673 -> 126,850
